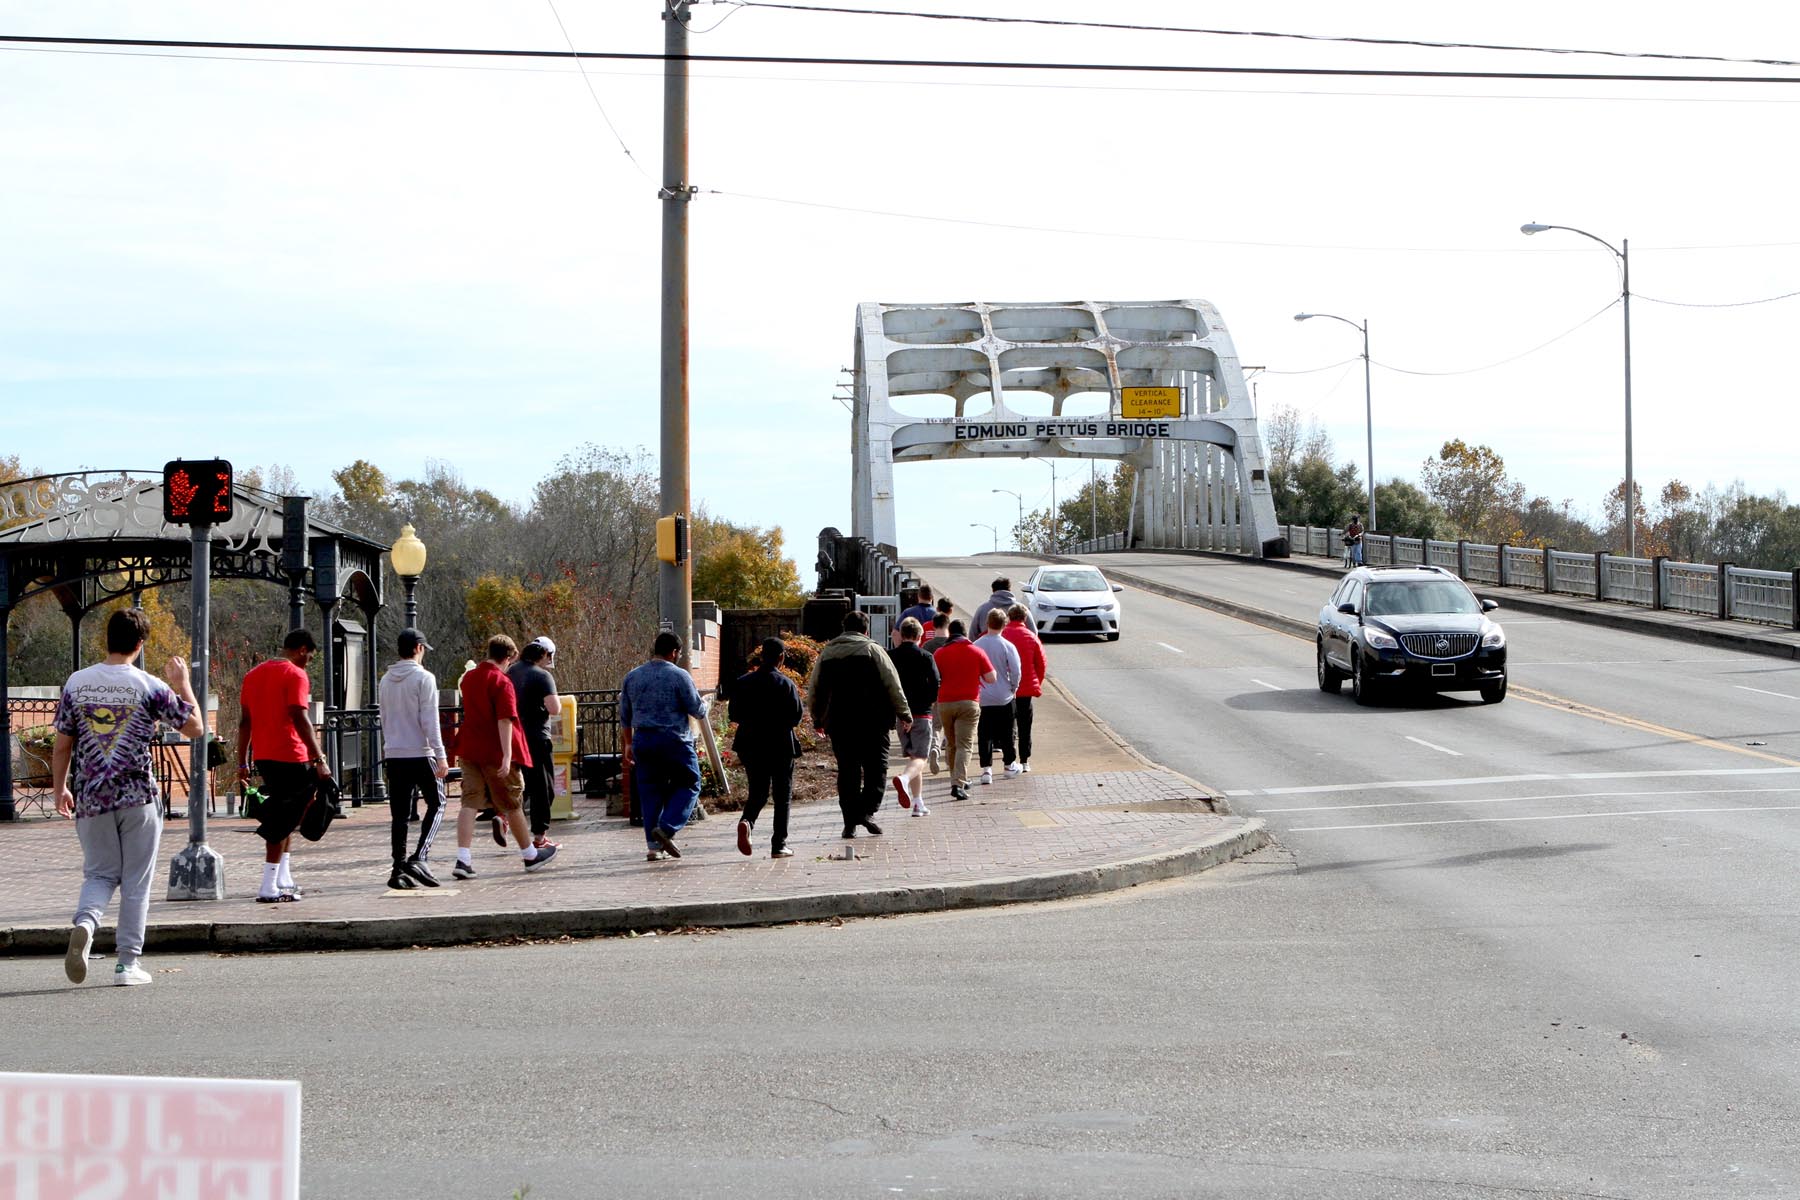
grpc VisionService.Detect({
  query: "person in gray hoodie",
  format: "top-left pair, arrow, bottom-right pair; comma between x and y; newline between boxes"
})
971,577 -> 1017,638
378,628 -> 449,889
972,608 -> 1022,785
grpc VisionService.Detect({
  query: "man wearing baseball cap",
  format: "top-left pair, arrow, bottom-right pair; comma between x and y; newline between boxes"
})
378,627 -> 448,890
507,636 -> 563,850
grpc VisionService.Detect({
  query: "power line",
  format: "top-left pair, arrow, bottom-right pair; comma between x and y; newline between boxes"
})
4,33 -> 1800,86
1372,300 -> 1620,377
1639,288 -> 1800,308
722,2 -> 1800,71
543,0 -> 649,178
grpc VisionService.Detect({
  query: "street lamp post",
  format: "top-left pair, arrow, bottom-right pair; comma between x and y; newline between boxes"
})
993,489 -> 1023,550
1294,311 -> 1376,532
390,523 -> 427,629
970,522 -> 998,553
1035,458 -> 1059,551
1521,221 -> 1636,556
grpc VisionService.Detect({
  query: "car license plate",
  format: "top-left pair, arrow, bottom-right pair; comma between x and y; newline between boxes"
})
1431,663 -> 1455,677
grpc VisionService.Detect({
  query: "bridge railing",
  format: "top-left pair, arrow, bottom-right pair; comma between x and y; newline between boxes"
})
816,528 -> 919,597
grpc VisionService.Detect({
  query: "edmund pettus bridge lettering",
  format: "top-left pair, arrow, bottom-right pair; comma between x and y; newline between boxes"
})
953,420 -> 1174,441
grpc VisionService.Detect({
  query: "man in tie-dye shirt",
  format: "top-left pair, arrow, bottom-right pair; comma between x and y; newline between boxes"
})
52,607 -> 203,986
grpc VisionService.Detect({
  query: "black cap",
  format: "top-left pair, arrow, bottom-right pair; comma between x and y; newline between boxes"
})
397,628 -> 432,656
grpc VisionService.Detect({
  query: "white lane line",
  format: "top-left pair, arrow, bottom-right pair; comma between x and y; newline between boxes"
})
1223,765 -> 1800,798
1261,786 -> 1800,815
1287,804 -> 1800,833
1249,678 -> 1282,691
1156,642 -> 1185,654
1404,735 -> 1462,757
1737,685 -> 1799,700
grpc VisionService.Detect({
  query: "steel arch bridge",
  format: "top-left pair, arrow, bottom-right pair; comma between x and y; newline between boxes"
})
849,300 -> 1287,558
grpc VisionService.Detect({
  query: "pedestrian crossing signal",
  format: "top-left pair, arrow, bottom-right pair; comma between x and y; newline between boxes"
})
162,459 -> 235,525
656,514 -> 688,565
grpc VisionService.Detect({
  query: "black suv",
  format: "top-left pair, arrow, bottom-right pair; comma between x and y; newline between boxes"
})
1317,565 -> 1508,705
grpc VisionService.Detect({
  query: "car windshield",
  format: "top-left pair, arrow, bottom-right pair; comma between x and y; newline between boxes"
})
1365,580 -> 1480,617
1038,570 -> 1108,593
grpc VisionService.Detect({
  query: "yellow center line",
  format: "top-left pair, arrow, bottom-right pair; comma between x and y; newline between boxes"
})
1511,684 -> 1800,768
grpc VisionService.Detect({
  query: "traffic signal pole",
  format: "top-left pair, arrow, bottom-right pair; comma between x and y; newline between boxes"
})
658,0 -> 694,666
167,520 -> 224,900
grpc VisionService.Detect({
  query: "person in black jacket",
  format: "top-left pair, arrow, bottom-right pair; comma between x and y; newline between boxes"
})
886,616 -> 940,816
806,611 -> 913,839
729,637 -> 805,858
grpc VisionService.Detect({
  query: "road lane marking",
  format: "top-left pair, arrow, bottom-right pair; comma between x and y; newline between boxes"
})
1261,786 -> 1800,814
1737,685 -> 1798,700
1156,642 -> 1185,654
1224,765 -> 1800,798
1510,684 -> 1800,768
1404,735 -> 1462,757
1249,678 -> 1282,691
1286,804 -> 1800,833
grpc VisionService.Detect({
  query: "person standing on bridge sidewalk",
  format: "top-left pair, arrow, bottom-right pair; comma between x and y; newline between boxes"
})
729,637 -> 804,858
378,627 -> 449,891
808,610 -> 913,839
887,616 -> 940,816
931,619 -> 995,801
897,584 -> 937,641
621,631 -> 709,861
972,577 -> 1016,638
921,611 -> 952,774
973,609 -> 1023,784
1002,603 -> 1047,773
53,607 -> 204,986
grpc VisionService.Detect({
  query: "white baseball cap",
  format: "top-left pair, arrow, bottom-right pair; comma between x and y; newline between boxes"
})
529,636 -> 557,655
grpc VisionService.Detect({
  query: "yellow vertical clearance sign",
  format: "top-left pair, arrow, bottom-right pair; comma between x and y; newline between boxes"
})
1120,386 -> 1182,420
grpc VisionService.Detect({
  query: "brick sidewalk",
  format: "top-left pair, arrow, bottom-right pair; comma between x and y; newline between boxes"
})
0,768 -> 1262,954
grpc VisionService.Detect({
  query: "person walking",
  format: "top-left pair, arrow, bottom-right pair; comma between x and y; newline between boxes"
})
1001,603 -> 1048,773
621,631 -> 708,861
1343,513 -> 1365,567
236,629 -> 332,903
507,636 -> 563,851
920,612 -> 952,774
453,635 -> 556,876
931,619 -> 995,801
973,609 -> 1023,784
728,637 -> 804,858
53,608 -> 204,985
377,627 -> 448,890
971,577 -> 1017,638
807,610 -> 912,839
898,584 -> 937,632
887,616 -> 940,817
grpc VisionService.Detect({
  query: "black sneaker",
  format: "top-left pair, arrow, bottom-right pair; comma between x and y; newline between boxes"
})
862,819 -> 883,837
387,870 -> 415,890
402,859 -> 439,888
452,860 -> 477,880
490,814 -> 507,847
523,843 -> 559,872
842,825 -> 858,839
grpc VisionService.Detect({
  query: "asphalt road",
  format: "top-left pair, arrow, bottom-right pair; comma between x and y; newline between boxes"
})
4,555 -> 1797,1198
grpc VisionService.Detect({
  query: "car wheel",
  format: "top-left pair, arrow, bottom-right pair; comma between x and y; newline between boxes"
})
1480,675 -> 1508,705
1316,640 -> 1343,694
1352,652 -> 1378,706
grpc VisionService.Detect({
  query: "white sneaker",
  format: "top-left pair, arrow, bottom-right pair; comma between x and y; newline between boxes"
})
979,769 -> 993,785
1004,762 -> 1024,777
1021,762 -> 1032,773
65,923 -> 94,984
114,962 -> 153,986
915,804 -> 931,816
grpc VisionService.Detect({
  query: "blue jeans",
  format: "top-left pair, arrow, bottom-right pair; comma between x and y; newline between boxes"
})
632,728 -> 701,846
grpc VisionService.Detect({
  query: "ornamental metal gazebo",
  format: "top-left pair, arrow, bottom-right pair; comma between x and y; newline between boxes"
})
0,471 -> 386,820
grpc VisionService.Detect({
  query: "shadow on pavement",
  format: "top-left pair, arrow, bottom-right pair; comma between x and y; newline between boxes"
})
1296,841 -> 1610,875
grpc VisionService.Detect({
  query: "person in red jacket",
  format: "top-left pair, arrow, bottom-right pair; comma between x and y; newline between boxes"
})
1001,604 -> 1048,772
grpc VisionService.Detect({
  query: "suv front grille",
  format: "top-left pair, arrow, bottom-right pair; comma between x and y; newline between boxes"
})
1400,632 -> 1477,658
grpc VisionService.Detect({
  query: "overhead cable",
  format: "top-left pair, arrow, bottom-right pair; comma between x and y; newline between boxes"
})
1370,300 -> 1620,377
1638,287 -> 1800,308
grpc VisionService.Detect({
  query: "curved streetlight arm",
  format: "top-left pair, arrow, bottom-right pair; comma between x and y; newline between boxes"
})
1293,311 -> 1363,335
1520,222 -> 1621,260
1293,311 -> 1377,532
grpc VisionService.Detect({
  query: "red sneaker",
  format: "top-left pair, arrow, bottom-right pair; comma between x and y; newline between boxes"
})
892,775 -> 911,809
736,819 -> 752,856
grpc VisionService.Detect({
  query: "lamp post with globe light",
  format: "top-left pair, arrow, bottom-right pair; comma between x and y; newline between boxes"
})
390,524 -> 427,630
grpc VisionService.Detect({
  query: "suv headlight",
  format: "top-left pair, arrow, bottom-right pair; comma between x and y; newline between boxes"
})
1481,624 -> 1505,648
1365,628 -> 1399,650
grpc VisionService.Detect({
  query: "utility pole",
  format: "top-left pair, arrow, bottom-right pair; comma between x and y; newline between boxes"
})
659,0 -> 694,663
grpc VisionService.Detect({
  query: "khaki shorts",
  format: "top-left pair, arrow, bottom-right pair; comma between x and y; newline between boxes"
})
461,763 -> 525,813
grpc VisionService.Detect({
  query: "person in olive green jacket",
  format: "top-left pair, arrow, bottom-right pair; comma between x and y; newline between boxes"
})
806,610 -> 913,839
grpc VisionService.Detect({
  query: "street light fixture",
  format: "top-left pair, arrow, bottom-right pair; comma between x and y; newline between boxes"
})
390,523 -> 428,629
1520,221 -> 1637,556
1294,311 -> 1377,532
993,489 -> 1024,550
970,522 -> 998,553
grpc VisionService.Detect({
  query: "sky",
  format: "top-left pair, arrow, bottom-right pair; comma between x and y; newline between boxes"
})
3,1 -> 1798,566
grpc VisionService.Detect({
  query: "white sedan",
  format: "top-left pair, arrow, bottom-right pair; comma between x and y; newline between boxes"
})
1021,565 -> 1123,641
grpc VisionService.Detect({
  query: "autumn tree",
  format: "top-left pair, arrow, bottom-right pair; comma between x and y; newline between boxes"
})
1372,479 -> 1448,541
1420,440 -> 1526,544
690,518 -> 806,608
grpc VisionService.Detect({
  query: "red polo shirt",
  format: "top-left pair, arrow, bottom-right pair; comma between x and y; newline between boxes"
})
932,638 -> 993,704
457,661 -> 532,768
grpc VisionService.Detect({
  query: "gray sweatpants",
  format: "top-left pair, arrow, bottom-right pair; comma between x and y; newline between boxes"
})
73,803 -> 162,965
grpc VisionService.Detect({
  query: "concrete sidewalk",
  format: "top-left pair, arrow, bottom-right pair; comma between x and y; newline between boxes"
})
1,687 -> 1265,956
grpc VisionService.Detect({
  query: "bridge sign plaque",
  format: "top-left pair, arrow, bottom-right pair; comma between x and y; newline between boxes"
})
1120,386 -> 1181,419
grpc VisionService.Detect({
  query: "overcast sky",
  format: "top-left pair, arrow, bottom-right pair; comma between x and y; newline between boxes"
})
4,2 -> 1797,564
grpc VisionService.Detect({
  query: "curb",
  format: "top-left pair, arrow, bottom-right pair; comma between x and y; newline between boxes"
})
1041,677 -> 1234,815
0,819 -> 1269,956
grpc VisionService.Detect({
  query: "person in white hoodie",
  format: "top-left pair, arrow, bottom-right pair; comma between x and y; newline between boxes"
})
378,628 -> 449,890
972,608 -> 1023,785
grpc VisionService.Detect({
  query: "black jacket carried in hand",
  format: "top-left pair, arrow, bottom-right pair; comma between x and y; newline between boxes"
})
728,668 -> 804,766
886,642 -> 940,717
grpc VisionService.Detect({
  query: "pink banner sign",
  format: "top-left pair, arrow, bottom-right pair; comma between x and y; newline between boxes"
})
0,1072 -> 300,1200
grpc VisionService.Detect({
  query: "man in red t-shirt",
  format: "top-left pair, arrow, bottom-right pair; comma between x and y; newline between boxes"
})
931,619 -> 996,801
453,635 -> 557,877
236,629 -> 331,903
